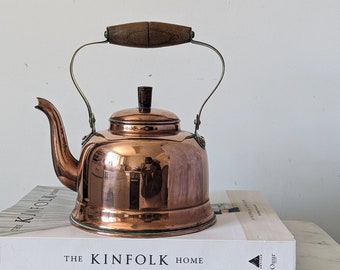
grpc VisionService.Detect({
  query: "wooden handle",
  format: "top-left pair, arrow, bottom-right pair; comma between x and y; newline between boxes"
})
106,22 -> 194,48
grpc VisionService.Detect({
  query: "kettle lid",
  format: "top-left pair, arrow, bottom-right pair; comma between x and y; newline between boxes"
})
109,86 -> 180,136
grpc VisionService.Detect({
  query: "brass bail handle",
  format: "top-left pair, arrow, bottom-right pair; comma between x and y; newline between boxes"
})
69,22 -> 225,144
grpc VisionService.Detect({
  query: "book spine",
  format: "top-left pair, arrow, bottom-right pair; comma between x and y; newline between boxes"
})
0,238 -> 295,270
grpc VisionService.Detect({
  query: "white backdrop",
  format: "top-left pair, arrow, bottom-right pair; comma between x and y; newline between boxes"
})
1,0 -> 340,242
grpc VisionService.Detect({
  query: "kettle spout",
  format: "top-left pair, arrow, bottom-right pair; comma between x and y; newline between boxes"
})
35,98 -> 78,191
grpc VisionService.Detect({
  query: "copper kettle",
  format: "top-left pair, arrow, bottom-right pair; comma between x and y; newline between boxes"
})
36,22 -> 225,237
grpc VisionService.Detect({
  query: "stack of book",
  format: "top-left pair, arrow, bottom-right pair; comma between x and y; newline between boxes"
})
0,186 -> 295,269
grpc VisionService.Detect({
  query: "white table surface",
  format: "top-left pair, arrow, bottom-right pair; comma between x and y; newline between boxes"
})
284,220 -> 340,270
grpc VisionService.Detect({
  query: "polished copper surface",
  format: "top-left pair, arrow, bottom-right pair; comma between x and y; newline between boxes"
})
109,108 -> 180,136
36,96 -> 215,237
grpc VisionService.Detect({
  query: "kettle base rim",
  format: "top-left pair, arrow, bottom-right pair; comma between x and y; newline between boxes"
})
70,214 -> 216,238
69,200 -> 216,238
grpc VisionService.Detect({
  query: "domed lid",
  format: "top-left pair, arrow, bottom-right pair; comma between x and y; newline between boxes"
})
109,87 -> 180,136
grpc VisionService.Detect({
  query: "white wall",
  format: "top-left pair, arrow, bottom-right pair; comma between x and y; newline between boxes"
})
1,0 -> 339,242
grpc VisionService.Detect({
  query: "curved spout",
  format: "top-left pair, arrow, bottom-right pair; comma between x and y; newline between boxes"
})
35,98 -> 78,191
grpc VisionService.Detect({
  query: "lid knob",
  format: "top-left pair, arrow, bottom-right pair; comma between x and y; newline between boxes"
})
138,86 -> 152,113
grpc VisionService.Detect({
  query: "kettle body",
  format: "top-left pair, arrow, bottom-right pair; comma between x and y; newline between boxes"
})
72,128 -> 213,236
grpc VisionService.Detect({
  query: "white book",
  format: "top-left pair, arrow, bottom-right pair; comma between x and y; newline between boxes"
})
0,186 -> 296,270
